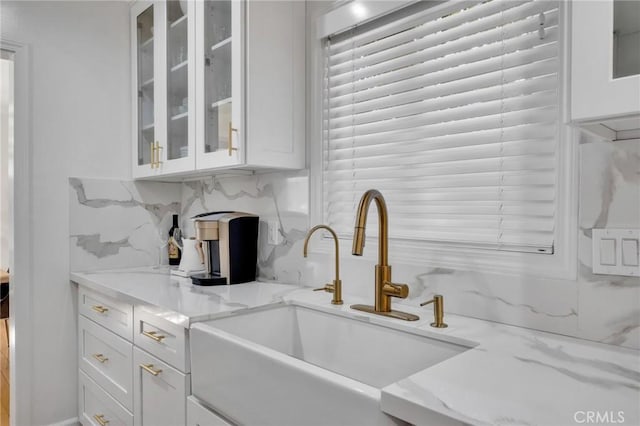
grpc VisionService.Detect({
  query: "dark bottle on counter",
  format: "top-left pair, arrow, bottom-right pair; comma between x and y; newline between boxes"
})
168,214 -> 182,266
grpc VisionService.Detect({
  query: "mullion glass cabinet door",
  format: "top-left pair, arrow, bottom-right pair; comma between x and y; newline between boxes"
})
204,0 -> 233,156
165,0 -> 189,161
136,4 -> 155,168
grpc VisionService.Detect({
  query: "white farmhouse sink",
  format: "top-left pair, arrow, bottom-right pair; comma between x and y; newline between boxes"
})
190,303 -> 469,426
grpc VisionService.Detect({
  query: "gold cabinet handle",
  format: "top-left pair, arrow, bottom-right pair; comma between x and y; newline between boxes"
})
93,414 -> 109,426
92,353 -> 109,363
228,122 -> 238,156
142,330 -> 166,342
91,305 -> 109,314
155,142 -> 163,166
140,363 -> 162,376
149,141 -> 156,169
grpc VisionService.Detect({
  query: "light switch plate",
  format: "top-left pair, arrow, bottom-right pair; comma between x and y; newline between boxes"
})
592,229 -> 640,276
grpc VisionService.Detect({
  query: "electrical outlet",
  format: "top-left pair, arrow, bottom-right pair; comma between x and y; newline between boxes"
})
267,220 -> 282,245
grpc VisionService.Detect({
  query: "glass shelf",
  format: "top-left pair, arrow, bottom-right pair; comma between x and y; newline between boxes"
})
171,112 -> 188,121
210,97 -> 231,110
170,14 -> 188,29
171,60 -> 188,73
211,37 -> 231,52
140,36 -> 154,49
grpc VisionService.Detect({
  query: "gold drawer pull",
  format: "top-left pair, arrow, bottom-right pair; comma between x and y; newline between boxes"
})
92,353 -> 109,363
140,363 -> 162,376
91,305 -> 109,314
142,330 -> 166,342
93,414 -> 109,426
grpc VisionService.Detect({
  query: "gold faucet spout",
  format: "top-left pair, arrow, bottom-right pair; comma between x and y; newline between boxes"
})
352,189 -> 388,266
350,189 -> 419,321
304,225 -> 343,305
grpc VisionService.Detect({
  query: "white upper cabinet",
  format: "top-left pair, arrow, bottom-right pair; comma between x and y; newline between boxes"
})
131,0 -> 305,179
131,1 -> 196,179
195,0 -> 243,170
571,0 -> 640,138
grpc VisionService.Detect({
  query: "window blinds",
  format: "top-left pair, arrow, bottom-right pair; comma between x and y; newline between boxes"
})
322,0 -> 560,253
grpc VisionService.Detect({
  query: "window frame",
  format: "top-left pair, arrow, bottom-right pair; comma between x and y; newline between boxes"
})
308,0 -> 578,280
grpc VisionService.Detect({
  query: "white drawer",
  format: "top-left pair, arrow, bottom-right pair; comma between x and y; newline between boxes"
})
79,370 -> 133,426
79,316 -> 133,411
134,307 -> 189,372
187,396 -> 234,426
133,347 -> 190,426
79,287 -> 133,341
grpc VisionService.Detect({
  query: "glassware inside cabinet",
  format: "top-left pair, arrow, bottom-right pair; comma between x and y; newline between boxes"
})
137,5 -> 155,166
166,0 -> 189,160
204,0 -> 232,154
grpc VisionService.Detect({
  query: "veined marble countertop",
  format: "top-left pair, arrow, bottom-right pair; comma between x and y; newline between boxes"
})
70,266 -> 300,327
71,267 -> 640,426
286,291 -> 640,426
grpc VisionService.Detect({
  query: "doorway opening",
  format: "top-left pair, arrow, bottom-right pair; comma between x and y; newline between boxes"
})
0,47 -> 14,426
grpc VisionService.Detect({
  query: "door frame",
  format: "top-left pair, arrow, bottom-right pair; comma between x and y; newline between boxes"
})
1,38 -> 33,426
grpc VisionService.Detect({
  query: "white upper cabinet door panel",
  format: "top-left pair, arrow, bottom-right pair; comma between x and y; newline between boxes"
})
572,0 -> 640,122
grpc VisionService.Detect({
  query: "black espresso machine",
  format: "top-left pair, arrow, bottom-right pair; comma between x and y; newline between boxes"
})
190,211 -> 259,286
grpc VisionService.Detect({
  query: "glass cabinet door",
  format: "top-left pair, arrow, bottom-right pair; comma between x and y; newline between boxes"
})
132,0 -> 195,177
613,0 -> 640,79
157,0 -> 196,174
165,1 -> 190,162
134,3 -> 156,173
195,0 -> 243,169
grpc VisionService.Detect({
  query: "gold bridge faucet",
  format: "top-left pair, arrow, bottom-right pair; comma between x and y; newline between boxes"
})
303,225 -> 343,305
350,190 -> 419,321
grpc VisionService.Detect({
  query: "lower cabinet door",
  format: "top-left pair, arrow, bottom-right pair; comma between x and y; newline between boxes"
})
187,396 -> 233,426
133,347 -> 190,426
79,370 -> 133,426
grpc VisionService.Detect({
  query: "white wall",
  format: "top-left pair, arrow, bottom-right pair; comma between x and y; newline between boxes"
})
1,2 -> 131,424
0,56 -> 13,270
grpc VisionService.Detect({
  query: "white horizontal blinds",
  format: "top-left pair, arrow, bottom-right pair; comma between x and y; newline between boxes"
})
323,0 -> 560,253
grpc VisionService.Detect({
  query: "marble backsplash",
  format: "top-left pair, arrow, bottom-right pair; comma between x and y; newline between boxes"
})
69,177 -> 182,271
68,134 -> 639,350
177,136 -> 640,350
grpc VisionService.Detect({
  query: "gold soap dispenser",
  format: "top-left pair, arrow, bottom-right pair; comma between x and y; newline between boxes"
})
420,294 -> 447,328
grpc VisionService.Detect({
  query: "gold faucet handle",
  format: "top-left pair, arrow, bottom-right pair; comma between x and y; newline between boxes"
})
382,281 -> 409,298
313,283 -> 335,293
